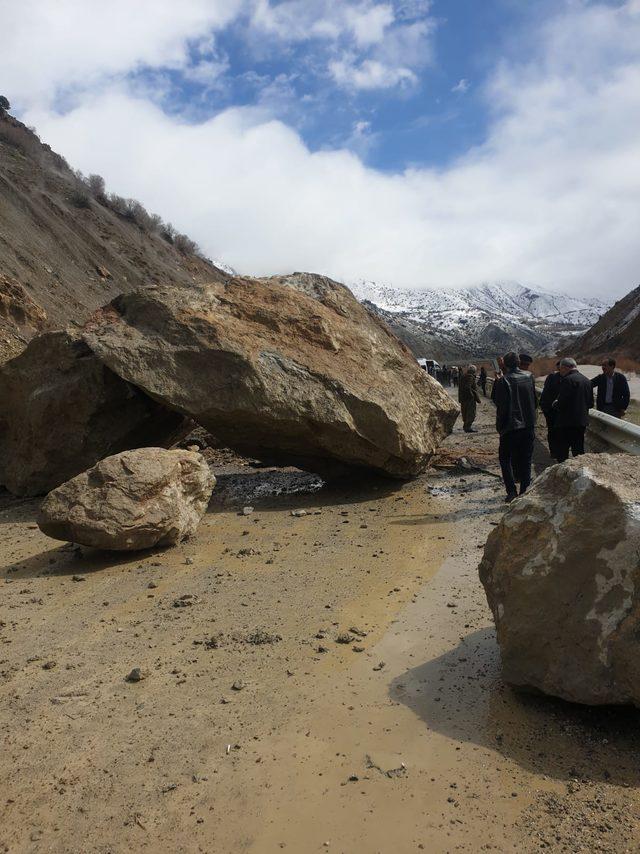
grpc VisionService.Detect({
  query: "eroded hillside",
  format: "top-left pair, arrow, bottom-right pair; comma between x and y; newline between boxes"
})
0,112 -> 228,361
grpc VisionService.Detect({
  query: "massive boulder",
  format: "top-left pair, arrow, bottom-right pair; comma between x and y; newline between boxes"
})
0,331 -> 185,496
38,448 -> 215,550
81,274 -> 458,477
480,455 -> 640,706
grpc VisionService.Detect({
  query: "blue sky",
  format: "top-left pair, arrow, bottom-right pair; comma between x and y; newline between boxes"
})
133,0 -> 523,171
1,0 -> 639,295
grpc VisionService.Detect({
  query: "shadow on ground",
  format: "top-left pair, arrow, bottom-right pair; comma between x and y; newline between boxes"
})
390,627 -> 640,787
207,468 -> 405,513
0,541 -> 168,581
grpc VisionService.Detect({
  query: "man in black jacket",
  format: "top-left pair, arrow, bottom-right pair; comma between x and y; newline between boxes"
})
539,361 -> 562,459
553,358 -> 594,462
493,351 -> 538,502
591,358 -> 630,418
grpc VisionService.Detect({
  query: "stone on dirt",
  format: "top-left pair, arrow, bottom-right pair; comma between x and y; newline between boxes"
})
37,448 -> 215,551
0,331 -> 185,496
479,454 -> 640,706
81,274 -> 459,478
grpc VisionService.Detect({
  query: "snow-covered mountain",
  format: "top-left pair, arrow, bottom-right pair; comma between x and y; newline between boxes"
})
349,280 -> 611,359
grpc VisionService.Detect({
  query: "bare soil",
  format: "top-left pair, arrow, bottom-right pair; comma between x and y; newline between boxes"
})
2,400 -> 640,853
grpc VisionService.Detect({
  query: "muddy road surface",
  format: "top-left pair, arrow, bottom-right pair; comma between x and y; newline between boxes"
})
1,399 -> 640,853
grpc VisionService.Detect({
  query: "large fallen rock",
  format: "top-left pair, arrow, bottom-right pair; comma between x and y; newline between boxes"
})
0,331 -> 186,496
81,274 -> 458,477
38,448 -> 215,550
479,454 -> 640,706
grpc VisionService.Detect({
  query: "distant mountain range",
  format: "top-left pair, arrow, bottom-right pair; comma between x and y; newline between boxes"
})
349,280 -> 611,361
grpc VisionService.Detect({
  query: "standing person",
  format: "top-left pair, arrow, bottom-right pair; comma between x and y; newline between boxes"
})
553,358 -> 594,462
451,365 -> 459,388
519,353 -> 534,372
490,356 -> 504,403
591,358 -> 630,418
458,365 -> 481,433
492,351 -> 538,503
539,361 -> 563,459
479,366 -> 488,396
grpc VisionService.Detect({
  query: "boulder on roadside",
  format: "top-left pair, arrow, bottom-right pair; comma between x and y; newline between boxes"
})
479,454 -> 640,706
0,331 -> 186,496
38,448 -> 215,551
81,274 -> 459,478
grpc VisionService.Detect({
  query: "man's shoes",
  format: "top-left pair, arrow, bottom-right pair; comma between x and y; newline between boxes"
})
505,492 -> 518,504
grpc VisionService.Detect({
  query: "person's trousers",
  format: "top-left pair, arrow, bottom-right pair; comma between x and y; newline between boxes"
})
461,400 -> 477,431
499,428 -> 535,496
555,426 -> 586,463
543,414 -> 560,460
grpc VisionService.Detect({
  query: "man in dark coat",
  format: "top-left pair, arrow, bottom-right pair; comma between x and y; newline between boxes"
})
553,358 -> 594,462
458,365 -> 481,432
591,358 -> 630,418
492,351 -> 538,502
539,361 -> 563,459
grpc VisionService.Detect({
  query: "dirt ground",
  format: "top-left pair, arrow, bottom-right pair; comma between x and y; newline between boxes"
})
2,397 -> 640,853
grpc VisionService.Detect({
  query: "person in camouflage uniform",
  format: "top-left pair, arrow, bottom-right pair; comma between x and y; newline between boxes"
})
458,365 -> 482,432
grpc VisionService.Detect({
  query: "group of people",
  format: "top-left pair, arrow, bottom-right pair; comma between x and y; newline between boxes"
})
456,354 -> 631,503
539,357 -> 630,463
425,364 -> 459,387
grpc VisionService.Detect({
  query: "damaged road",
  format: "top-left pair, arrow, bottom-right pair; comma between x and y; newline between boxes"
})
1,401 -> 640,853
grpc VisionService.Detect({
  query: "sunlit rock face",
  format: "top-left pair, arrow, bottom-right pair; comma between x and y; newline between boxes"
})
81,274 -> 459,478
480,454 -> 640,706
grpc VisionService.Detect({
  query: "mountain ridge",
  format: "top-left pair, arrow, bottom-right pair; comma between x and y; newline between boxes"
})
349,279 -> 610,360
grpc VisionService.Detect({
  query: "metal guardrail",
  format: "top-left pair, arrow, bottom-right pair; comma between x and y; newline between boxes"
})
485,376 -> 640,456
586,409 -> 640,455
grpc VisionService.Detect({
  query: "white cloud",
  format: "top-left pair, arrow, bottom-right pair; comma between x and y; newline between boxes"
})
249,0 -> 435,91
346,4 -> 395,47
250,0 -> 393,45
0,0 -> 244,109
8,1 -> 640,297
452,78 -> 469,94
329,57 -> 417,90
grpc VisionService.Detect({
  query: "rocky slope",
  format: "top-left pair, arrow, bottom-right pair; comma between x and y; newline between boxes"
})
569,283 -> 640,362
0,110 -> 229,361
351,280 -> 610,361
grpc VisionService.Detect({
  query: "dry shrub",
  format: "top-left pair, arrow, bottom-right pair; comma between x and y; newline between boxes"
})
0,121 -> 42,160
174,233 -> 198,255
39,158 -> 202,257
